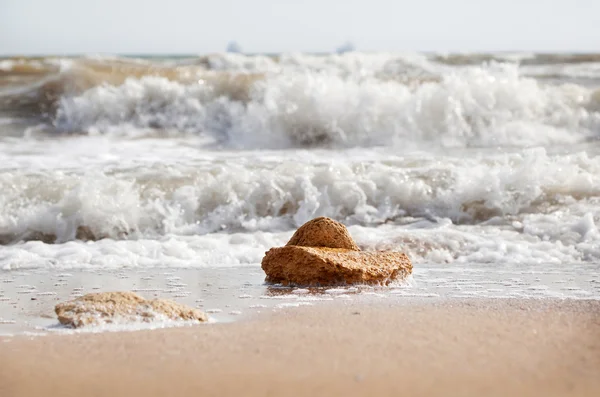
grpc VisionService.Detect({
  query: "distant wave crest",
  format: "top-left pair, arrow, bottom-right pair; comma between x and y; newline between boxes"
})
1,54 -> 600,148
53,64 -> 600,148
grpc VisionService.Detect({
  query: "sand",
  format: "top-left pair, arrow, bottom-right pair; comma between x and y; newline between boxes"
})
1,299 -> 599,397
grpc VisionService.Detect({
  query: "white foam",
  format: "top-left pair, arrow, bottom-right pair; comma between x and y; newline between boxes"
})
45,318 -> 212,335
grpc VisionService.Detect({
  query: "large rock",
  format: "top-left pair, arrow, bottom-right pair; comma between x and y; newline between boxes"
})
55,291 -> 208,328
262,246 -> 412,286
287,217 -> 360,251
261,217 -> 412,286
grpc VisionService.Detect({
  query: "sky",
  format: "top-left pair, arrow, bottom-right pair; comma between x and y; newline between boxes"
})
1,0 -> 599,55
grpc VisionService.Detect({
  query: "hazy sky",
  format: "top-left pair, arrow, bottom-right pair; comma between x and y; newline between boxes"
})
1,0 -> 599,55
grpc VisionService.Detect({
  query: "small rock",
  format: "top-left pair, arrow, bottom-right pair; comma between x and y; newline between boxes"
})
54,291 -> 208,328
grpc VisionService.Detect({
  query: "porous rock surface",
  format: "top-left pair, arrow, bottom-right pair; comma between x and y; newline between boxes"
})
286,217 -> 360,251
262,217 -> 412,286
55,291 -> 208,328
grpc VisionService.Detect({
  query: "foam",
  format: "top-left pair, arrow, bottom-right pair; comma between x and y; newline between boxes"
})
1,206 -> 599,270
45,317 -> 213,335
1,146 -> 599,245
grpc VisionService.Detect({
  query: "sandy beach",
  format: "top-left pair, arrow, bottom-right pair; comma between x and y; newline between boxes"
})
1,298 -> 599,397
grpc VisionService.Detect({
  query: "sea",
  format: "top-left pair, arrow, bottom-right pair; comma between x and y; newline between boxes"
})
0,52 -> 599,334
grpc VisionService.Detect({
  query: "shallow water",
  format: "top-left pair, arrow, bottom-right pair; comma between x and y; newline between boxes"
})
0,263 -> 598,335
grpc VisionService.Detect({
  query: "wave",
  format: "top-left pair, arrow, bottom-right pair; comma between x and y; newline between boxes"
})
1,55 -> 600,148
52,64 -> 600,148
1,148 -> 599,245
0,56 -> 215,120
0,53 -> 434,110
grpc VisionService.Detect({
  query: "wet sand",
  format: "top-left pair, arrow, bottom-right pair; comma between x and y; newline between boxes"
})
1,299 -> 599,397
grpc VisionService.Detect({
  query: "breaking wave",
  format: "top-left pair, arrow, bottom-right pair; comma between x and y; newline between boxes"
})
1,148 -> 599,245
1,54 -> 599,149
51,64 -> 600,149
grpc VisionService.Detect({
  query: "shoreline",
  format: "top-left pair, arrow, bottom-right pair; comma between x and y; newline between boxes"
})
2,298 -> 599,397
2,265 -> 598,335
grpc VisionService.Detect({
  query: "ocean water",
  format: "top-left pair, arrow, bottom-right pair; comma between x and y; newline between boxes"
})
1,52 -> 599,332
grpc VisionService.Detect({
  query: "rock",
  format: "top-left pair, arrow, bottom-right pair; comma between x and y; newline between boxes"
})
287,217 -> 360,251
262,246 -> 412,286
55,291 -> 208,328
261,217 -> 412,286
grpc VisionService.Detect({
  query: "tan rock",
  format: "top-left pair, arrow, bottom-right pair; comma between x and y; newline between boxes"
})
55,291 -> 208,328
287,217 -> 360,251
262,217 -> 412,286
262,246 -> 412,286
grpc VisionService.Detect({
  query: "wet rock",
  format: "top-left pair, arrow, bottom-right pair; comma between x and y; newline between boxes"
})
55,291 -> 208,328
287,217 -> 360,251
262,217 -> 412,286
262,246 -> 412,286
